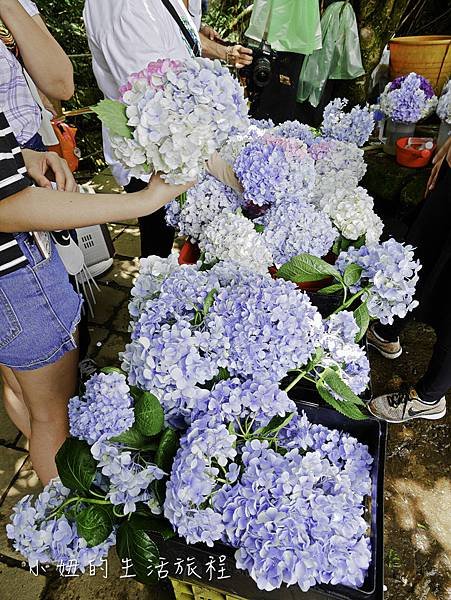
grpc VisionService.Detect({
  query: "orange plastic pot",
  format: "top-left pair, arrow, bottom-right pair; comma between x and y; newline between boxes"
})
178,240 -> 200,265
389,36 -> 451,93
395,137 -> 435,168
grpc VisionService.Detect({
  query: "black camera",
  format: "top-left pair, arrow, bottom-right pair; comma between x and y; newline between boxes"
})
242,38 -> 277,88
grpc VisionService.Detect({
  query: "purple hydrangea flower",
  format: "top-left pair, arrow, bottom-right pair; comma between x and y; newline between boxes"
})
380,72 -> 438,123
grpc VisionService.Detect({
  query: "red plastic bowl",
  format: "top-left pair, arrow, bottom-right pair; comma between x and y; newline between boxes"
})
396,137 -> 435,168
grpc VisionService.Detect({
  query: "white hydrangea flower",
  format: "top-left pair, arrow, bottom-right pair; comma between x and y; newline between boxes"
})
201,212 -> 273,274
110,136 -> 148,180
320,187 -> 384,244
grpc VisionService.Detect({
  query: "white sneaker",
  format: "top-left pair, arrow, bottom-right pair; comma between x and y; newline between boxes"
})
368,388 -> 446,423
367,324 -> 402,359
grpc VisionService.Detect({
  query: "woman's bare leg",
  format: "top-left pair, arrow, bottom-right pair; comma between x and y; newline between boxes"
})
0,365 -> 31,439
12,342 -> 79,484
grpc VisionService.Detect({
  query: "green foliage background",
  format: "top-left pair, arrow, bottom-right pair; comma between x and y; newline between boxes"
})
35,0 -> 104,177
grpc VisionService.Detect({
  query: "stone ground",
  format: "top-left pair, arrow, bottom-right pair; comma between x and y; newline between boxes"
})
0,170 -> 449,600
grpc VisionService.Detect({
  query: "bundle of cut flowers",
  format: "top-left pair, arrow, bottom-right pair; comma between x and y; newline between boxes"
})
92,58 -> 249,184
122,259 -> 373,425
7,370 -> 179,582
7,367 -> 375,592
165,407 -> 373,592
437,80 -> 451,124
379,72 -> 438,123
123,244 -> 420,427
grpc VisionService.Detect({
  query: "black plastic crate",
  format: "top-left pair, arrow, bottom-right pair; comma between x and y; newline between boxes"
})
149,398 -> 387,600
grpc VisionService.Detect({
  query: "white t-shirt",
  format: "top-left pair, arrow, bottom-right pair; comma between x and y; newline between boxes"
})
83,0 -> 201,186
188,0 -> 202,30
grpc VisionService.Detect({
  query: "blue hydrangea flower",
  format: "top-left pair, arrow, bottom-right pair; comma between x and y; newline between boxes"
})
91,440 -> 165,515
261,199 -> 337,263
234,135 -> 315,208
318,312 -> 370,396
68,372 -> 135,445
165,173 -> 241,242
208,272 -> 324,382
336,239 -> 421,324
165,408 -> 373,593
164,414 -> 237,546
6,478 -> 116,570
191,375 -> 296,426
321,99 -> 374,147
273,120 -> 318,146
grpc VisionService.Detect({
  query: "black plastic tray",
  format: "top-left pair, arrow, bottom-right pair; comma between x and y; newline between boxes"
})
149,398 -> 387,600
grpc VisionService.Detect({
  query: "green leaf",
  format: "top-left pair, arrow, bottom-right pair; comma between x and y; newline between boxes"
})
129,386 -> 143,402
254,413 -> 295,437
317,283 -> 343,296
317,381 -> 367,420
277,254 -> 340,284
321,368 -> 365,406
203,288 -> 218,316
75,505 -> 114,547
343,263 -> 363,287
110,423 -> 149,448
55,438 -> 98,494
155,428 -> 180,475
91,99 -> 132,139
100,366 -> 125,376
254,224 -> 264,233
135,392 -> 164,437
133,509 -> 176,541
116,517 -> 160,585
353,302 -> 370,342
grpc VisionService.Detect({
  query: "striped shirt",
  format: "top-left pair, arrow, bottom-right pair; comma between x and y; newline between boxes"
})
0,38 -> 41,145
0,111 -> 30,276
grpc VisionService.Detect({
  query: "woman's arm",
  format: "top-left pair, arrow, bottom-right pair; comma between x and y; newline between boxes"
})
200,33 -> 252,69
0,0 -> 74,100
0,173 -> 191,232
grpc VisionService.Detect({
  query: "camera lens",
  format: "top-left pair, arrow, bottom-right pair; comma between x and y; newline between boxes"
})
253,57 -> 272,87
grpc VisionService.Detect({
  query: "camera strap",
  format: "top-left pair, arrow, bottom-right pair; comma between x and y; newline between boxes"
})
160,0 -> 201,57
262,0 -> 274,43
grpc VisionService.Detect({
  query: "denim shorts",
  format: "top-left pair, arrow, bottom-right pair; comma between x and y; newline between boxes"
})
0,233 -> 83,371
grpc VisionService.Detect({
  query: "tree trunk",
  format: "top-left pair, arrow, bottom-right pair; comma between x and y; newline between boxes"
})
339,0 -> 412,103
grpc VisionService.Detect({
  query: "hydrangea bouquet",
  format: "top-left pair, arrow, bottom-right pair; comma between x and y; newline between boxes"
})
379,72 -> 438,123
93,58 -> 249,183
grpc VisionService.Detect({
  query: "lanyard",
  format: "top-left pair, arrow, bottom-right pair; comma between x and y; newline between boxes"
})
160,0 -> 201,57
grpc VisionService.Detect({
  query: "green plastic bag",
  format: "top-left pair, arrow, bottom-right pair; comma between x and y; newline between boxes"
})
245,0 -> 322,56
297,1 -> 365,107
